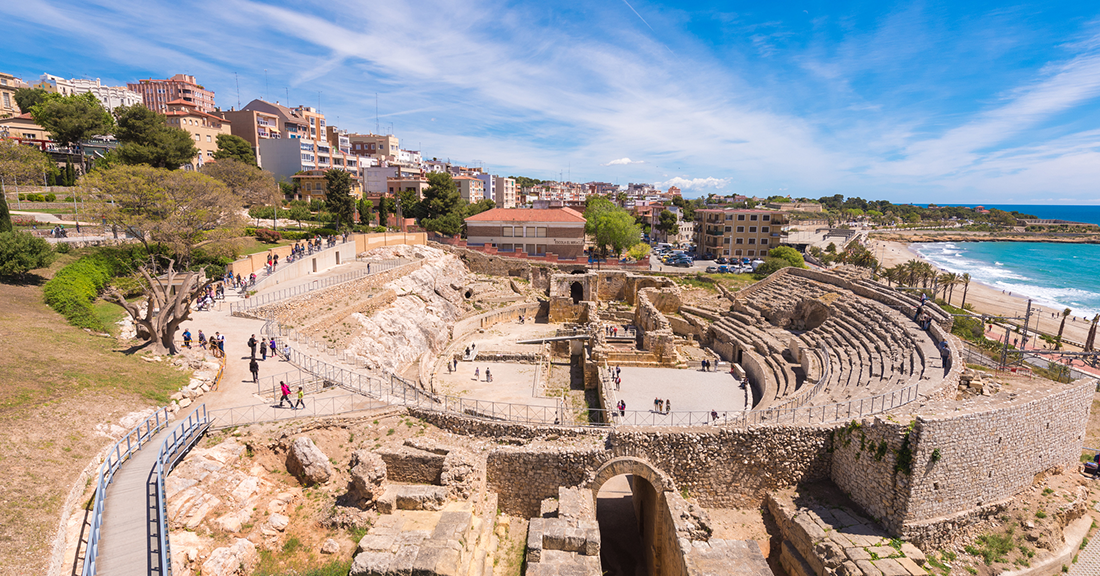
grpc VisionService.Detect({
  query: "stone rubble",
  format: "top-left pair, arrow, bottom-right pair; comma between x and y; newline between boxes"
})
285,436 -> 334,485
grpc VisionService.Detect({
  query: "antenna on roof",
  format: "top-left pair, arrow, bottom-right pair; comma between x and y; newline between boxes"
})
285,87 -> 289,104
234,73 -> 241,109
375,93 -> 380,134
264,69 -> 269,101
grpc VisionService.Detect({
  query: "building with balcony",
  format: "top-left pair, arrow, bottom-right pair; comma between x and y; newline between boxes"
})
0,113 -> 51,143
163,100 -> 232,170
216,108 -> 282,165
292,169 -> 364,203
349,132 -> 399,163
128,74 -> 215,113
65,78 -> 142,111
494,176 -> 516,208
454,175 -> 485,203
476,173 -> 495,202
464,208 -> 586,259
0,73 -> 24,117
239,100 -> 356,180
693,209 -> 788,260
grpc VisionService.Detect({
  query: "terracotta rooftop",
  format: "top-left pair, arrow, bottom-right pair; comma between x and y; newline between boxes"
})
465,207 -> 586,223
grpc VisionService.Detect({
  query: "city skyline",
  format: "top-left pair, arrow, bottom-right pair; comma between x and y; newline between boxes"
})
4,0 -> 1100,203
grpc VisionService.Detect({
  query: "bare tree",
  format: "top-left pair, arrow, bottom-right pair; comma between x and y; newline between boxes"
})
105,260 -> 210,355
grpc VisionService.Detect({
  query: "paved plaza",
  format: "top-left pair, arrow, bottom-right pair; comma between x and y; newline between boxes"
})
607,366 -> 751,425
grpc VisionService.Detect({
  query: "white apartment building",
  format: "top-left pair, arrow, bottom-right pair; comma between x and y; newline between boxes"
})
476,173 -> 495,202
35,74 -> 141,111
494,176 -> 516,208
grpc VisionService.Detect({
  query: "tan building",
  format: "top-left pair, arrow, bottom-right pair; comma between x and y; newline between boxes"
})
464,208 -> 586,258
349,132 -> 399,163
216,108 -> 282,163
388,174 -> 429,199
292,169 -> 364,203
454,175 -> 485,203
128,74 -> 216,113
33,73 -> 77,96
494,176 -> 516,208
694,209 -> 788,260
0,113 -> 51,142
164,100 -> 232,170
1,73 -> 24,117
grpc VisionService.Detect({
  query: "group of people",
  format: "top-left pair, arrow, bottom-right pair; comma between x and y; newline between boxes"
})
605,325 -> 633,337
247,333 -> 288,383
914,298 -> 934,330
182,329 -> 225,358
50,224 -> 69,238
221,272 -> 257,290
472,367 -> 493,382
277,380 -> 305,409
700,359 -> 716,371
653,397 -> 672,414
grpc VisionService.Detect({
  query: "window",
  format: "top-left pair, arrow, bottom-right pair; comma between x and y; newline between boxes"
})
537,227 -> 547,237
525,244 -> 534,254
763,215 -> 770,221
527,227 -> 536,237
737,215 -> 745,221
735,238 -> 743,244
749,226 -> 756,233
750,215 -> 758,221
726,214 -> 733,221
748,238 -> 756,244
536,245 -> 546,255
748,250 -> 756,256
502,227 -> 513,237
761,238 -> 769,245
725,226 -> 732,233
734,249 -> 742,256
736,226 -> 744,233
762,227 -> 769,233
2,93 -> 9,107
206,135 -> 212,142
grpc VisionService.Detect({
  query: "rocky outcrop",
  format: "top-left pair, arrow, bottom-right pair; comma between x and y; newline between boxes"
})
285,436 -> 333,485
440,449 -> 478,500
347,449 -> 387,508
201,538 -> 258,576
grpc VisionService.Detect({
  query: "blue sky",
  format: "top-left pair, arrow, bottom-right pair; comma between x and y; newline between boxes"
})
4,1 -> 1100,203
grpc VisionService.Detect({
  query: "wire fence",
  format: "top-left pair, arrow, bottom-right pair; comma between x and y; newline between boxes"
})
210,393 -> 388,429
153,404 -> 211,576
80,407 -> 172,576
230,258 -> 414,315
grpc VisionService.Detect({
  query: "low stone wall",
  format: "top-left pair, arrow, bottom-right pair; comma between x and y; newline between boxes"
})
376,445 -> 446,484
452,301 -> 544,341
251,260 -> 424,323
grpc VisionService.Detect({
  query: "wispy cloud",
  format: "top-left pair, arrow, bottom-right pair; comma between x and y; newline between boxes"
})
655,177 -> 730,190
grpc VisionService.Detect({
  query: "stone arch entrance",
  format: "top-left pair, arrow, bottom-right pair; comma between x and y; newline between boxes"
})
570,281 -> 584,304
588,457 -> 674,576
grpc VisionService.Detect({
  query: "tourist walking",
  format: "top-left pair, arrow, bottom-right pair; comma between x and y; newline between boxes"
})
278,381 -> 291,407
486,368 -> 492,382
665,399 -> 671,414
295,386 -> 305,409
654,397 -> 660,411
283,343 -> 291,359
260,339 -> 268,360
269,338 -> 276,355
198,330 -> 207,350
474,367 -> 480,380
217,333 -> 226,357
618,399 -> 626,417
248,334 -> 258,358
183,329 -> 192,349
249,357 -> 259,383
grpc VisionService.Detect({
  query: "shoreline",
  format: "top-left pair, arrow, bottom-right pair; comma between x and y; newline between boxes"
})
871,239 -> 1097,352
870,231 -> 1100,245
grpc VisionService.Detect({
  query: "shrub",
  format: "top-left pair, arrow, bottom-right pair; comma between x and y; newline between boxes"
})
55,242 -> 72,254
279,231 -> 311,241
45,193 -> 56,202
42,249 -> 143,331
0,231 -> 56,277
255,228 -> 282,243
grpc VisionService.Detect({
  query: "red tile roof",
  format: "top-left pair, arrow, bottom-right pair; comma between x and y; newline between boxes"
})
465,207 -> 586,223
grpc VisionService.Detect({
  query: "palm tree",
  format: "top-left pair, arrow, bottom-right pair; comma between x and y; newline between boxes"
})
939,272 -> 959,303
1056,308 -> 1071,349
959,273 -> 971,309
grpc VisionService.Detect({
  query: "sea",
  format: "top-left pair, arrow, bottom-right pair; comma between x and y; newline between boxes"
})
915,203 -> 1100,226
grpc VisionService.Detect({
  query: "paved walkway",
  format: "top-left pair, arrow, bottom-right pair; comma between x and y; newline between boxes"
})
94,425 -> 173,576
1070,516 -> 1100,576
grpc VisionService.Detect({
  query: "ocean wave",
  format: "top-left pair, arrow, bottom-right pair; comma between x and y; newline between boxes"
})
916,248 -> 1029,281
989,281 -> 1100,319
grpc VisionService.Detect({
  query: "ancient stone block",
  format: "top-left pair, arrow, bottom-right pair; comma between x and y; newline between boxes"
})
201,539 -> 258,576
347,450 -> 387,509
285,436 -> 333,485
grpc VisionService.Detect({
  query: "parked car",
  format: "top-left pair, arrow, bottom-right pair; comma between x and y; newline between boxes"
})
705,266 -> 718,273
716,257 -> 728,264
717,265 -> 730,273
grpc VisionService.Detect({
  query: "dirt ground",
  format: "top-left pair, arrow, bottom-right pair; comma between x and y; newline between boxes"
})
0,278 -> 189,576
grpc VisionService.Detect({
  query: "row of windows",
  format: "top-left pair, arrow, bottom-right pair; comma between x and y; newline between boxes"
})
498,244 -> 546,255
722,226 -> 770,233
501,226 -> 547,238
724,214 -> 770,221
734,238 -> 769,245
724,249 -> 761,257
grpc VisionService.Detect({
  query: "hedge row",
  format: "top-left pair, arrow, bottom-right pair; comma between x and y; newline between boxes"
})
43,253 -> 126,331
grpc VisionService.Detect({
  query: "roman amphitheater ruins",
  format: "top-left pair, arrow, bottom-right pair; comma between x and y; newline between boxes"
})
65,233 -> 1097,576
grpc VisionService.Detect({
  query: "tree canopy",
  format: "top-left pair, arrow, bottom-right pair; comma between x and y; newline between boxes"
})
113,104 -> 198,169
30,93 -> 114,151
324,169 -> 356,230
582,196 -> 617,236
83,164 -> 242,265
421,172 -> 466,235
593,210 -> 641,257
0,194 -> 12,233
0,231 -> 55,278
214,134 -> 257,166
0,139 -> 54,184
754,246 -> 807,277
200,158 -> 278,206
656,209 -> 679,237
13,88 -> 50,113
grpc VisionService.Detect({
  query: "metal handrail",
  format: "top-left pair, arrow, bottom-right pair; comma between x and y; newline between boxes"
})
152,404 -> 212,576
80,407 -> 171,576
230,258 -> 414,315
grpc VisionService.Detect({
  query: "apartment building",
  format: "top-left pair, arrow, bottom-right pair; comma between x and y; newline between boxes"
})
33,73 -> 77,96
62,78 -> 142,111
494,176 -> 516,208
292,169 -> 363,203
216,108 -> 281,165
693,209 -> 788,260
475,173 -> 495,202
349,133 -> 399,163
0,73 -> 23,117
454,175 -> 485,203
0,113 -> 50,142
241,100 -> 357,180
464,208 -> 586,259
128,74 -> 215,113
163,100 -> 232,170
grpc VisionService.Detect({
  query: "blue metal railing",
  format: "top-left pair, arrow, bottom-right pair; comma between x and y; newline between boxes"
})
80,407 -> 171,576
152,404 -> 212,575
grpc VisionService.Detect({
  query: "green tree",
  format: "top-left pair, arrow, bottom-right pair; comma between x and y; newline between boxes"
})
421,173 -> 465,235
13,88 -> 50,114
323,169 -> 356,230
583,196 -> 617,236
397,189 -> 425,220
358,198 -> 374,225
754,246 -> 806,277
112,104 -> 198,169
594,210 -> 641,257
288,205 -> 311,229
0,231 -> 55,278
468,198 -> 495,217
0,139 -> 53,185
200,159 -> 278,206
31,93 -> 114,169
656,209 -> 680,238
670,195 -> 696,221
377,195 -> 398,228
213,134 -> 257,165
0,193 -> 12,233
626,243 -> 651,260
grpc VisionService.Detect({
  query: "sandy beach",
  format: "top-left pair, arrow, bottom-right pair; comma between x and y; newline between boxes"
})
872,239 -> 1096,349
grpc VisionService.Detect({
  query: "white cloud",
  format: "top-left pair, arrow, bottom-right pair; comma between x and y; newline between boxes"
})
602,157 -> 645,166
654,177 -> 731,190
